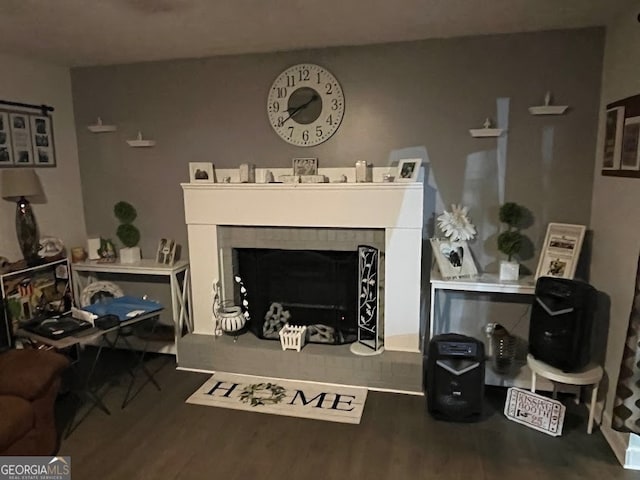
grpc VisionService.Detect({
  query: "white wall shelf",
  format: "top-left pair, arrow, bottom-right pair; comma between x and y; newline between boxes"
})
469,118 -> 504,137
127,131 -> 155,147
529,92 -> 569,115
87,117 -> 117,133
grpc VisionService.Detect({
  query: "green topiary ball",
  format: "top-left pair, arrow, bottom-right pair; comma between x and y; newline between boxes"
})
116,224 -> 140,248
114,201 -> 137,224
498,202 -> 523,228
497,230 -> 522,260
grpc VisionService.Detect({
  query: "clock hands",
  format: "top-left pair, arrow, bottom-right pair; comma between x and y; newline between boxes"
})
279,93 -> 319,126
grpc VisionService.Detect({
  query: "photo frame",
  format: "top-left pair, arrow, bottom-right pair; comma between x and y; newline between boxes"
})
621,116 -> 640,171
0,112 -> 13,166
395,158 -> 422,182
189,162 -> 214,183
0,108 -> 56,168
430,238 -> 478,280
602,94 -> 640,178
292,157 -> 318,176
30,115 -> 56,166
535,223 -> 586,280
10,112 -> 33,165
602,106 -> 624,170
156,238 -> 177,266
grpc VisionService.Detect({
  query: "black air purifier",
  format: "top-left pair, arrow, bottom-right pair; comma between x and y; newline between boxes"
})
425,333 -> 485,422
528,276 -> 596,372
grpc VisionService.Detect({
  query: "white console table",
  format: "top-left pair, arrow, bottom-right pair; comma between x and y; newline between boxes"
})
429,272 -> 544,388
429,272 -> 536,340
71,259 -> 192,356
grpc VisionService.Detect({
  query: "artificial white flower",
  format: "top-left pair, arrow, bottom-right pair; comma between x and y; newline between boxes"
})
437,204 -> 477,242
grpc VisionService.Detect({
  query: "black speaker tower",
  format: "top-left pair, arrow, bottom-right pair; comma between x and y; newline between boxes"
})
425,333 -> 485,422
528,276 -> 596,372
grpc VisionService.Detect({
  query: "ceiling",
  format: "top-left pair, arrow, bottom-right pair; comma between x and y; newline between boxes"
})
0,0 -> 634,67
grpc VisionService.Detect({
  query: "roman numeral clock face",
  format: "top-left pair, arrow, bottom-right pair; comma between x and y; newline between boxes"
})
267,64 -> 345,147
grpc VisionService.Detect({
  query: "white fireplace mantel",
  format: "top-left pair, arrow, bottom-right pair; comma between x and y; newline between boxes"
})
182,181 -> 424,352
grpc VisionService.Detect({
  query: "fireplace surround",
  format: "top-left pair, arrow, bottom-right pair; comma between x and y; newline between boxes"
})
182,178 -> 424,353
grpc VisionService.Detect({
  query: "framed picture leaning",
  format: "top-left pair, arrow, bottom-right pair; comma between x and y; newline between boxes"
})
535,223 -> 586,280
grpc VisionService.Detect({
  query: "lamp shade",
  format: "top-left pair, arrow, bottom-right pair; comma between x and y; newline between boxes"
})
1,169 -> 43,200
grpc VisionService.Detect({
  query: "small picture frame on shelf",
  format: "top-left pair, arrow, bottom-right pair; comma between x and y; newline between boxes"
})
189,162 -> 214,183
395,158 -> 422,182
430,238 -> 478,280
534,223 -> 586,280
292,157 -> 318,176
156,238 -> 177,266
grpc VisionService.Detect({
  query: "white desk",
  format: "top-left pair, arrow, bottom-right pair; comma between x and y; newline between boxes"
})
429,272 -> 536,339
71,260 -> 192,356
429,272 -> 538,388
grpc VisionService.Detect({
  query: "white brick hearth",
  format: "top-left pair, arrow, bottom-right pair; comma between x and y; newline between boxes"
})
182,178 -> 424,352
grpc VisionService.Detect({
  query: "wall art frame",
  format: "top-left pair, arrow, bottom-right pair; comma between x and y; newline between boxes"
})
0,108 -> 56,167
602,93 -> 640,178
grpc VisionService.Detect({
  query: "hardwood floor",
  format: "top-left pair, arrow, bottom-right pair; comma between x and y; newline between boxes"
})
56,350 -> 637,480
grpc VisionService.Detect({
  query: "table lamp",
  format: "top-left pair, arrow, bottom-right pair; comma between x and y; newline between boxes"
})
1,169 -> 44,264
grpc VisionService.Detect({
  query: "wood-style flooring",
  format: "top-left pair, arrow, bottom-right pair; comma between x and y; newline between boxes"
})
56,350 -> 638,480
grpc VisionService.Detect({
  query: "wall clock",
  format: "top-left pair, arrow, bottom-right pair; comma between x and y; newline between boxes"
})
267,63 -> 345,147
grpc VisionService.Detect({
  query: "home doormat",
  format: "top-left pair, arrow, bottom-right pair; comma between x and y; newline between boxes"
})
504,387 -> 566,436
186,372 -> 368,424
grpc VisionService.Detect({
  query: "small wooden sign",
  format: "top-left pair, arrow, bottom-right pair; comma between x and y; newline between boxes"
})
504,388 -> 566,437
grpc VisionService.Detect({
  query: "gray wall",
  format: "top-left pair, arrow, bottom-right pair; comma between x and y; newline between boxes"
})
0,53 -> 86,262
590,3 -> 640,458
71,28 -> 604,273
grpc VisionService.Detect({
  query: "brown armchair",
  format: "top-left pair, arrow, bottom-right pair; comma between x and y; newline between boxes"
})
0,348 -> 69,455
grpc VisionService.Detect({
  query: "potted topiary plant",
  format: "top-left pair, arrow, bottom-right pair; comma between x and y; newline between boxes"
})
497,202 -> 524,281
114,201 -> 141,263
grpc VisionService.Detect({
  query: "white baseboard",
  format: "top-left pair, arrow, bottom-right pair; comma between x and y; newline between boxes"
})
594,402 -> 633,468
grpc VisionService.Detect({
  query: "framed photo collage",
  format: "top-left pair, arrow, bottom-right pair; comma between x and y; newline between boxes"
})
0,109 -> 56,168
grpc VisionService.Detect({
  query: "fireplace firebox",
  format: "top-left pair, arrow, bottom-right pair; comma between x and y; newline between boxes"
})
235,248 -> 358,345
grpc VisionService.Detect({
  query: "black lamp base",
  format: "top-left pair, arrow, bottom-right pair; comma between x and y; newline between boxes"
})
15,196 -> 40,264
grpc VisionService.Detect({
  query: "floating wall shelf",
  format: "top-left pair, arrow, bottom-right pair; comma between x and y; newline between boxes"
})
126,131 -> 155,148
469,118 -> 504,138
529,92 -> 569,115
87,117 -> 116,133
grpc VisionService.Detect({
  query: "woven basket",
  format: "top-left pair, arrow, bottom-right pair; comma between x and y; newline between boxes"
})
279,325 -> 307,352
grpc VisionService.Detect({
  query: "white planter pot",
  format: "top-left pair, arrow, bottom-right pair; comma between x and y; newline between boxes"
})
499,260 -> 520,281
119,246 -> 141,264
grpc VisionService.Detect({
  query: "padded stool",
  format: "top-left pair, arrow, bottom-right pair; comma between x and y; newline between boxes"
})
527,354 -> 603,434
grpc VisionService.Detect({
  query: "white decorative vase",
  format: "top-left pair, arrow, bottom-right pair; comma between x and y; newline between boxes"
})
499,260 -> 520,281
119,246 -> 141,264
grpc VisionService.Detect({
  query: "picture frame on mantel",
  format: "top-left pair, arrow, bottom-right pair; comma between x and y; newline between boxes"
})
602,93 -> 640,178
189,162 -> 214,183
395,158 -> 422,182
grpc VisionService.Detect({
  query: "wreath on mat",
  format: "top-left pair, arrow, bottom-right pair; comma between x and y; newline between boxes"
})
239,383 -> 287,407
